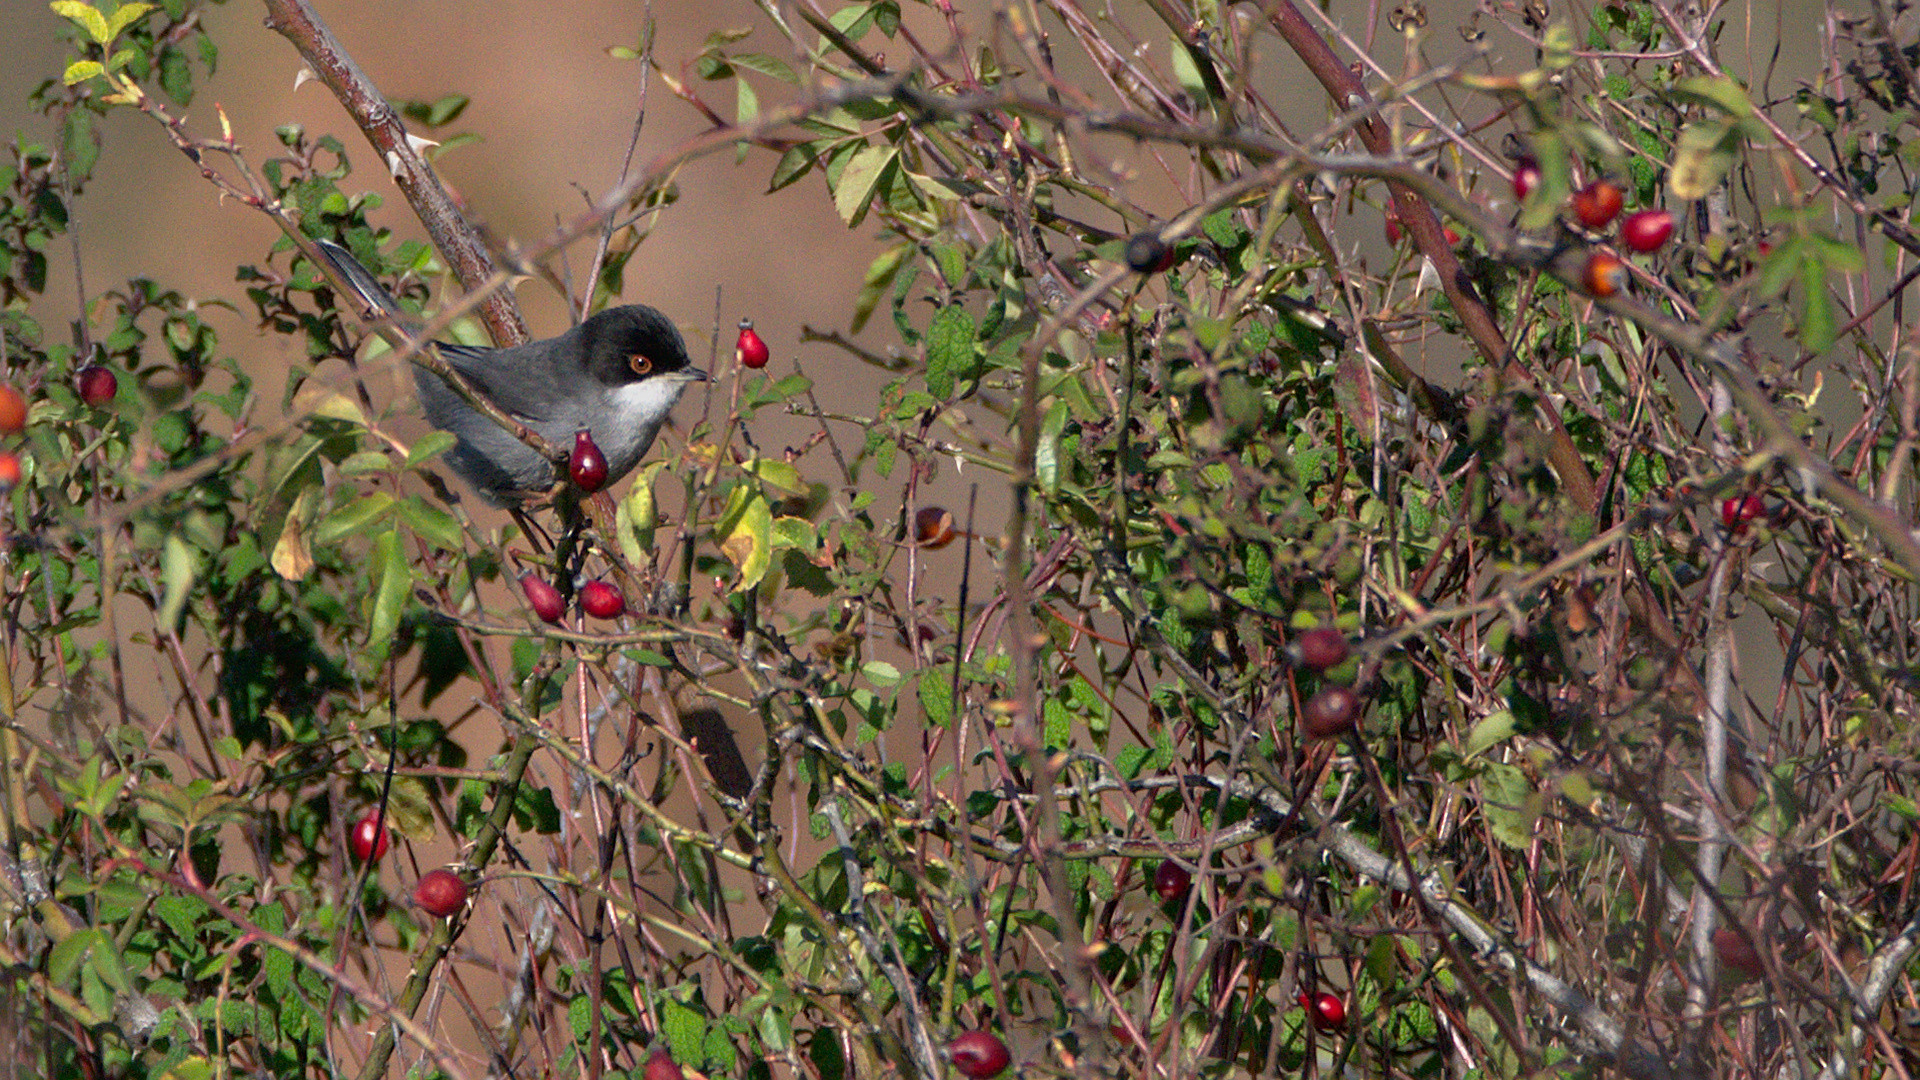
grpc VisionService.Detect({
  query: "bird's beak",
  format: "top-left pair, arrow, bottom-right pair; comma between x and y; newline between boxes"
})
680,367 -> 710,383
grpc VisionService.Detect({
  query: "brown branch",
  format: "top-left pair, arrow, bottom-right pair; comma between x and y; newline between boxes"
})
259,0 -> 528,348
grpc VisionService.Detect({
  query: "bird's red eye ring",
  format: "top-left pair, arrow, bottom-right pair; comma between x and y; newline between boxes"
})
629,354 -> 653,376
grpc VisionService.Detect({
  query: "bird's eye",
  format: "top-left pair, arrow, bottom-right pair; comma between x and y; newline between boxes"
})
629,354 -> 653,376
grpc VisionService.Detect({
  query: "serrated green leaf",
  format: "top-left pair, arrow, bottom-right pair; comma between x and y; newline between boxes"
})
661,998 -> 708,1069
925,306 -> 974,400
768,143 -> 818,192
62,60 -> 104,84
918,674 -> 954,727
770,516 -> 816,549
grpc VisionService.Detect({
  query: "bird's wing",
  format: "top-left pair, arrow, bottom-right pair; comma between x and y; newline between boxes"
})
436,340 -> 572,424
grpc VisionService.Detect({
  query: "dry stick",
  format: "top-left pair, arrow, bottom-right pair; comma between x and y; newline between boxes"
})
1686,382 -> 1739,1023
260,0 -> 528,348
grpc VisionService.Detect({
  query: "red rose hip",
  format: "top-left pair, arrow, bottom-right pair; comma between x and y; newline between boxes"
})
643,1048 -> 683,1080
0,385 -> 25,435
1299,991 -> 1346,1031
1302,686 -> 1362,739
946,1031 -> 1010,1079
579,580 -> 626,620
521,574 -> 566,624
1713,926 -> 1764,979
414,869 -> 469,918
1583,251 -> 1626,297
1293,627 -> 1350,672
77,366 -> 118,407
1571,180 -> 1624,229
1620,208 -> 1675,253
1152,860 -> 1192,903
570,429 -> 609,492
735,319 -> 770,369
1721,493 -> 1766,533
1512,157 -> 1541,201
348,812 -> 390,862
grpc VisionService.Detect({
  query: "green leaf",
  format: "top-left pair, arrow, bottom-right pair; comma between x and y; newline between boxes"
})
1480,762 -> 1540,849
1797,256 -> 1835,353
1811,232 -> 1866,274
157,534 -> 196,632
63,109 -> 97,182
312,492 -> 394,545
925,305 -> 975,400
1464,711 -> 1515,757
50,928 -> 109,987
832,144 -> 896,226
1670,74 -> 1753,117
767,143 -> 818,193
731,52 -> 797,83
617,460 -> 667,562
1169,35 -> 1209,103
104,2 -> 154,41
406,429 -> 457,468
851,242 -> 911,335
770,516 -> 816,550
918,674 -> 954,727
742,457 -> 805,494
1036,399 -> 1069,496
367,530 -> 410,662
661,997 -> 708,1070
50,1 -> 111,45
62,60 -> 104,84
397,498 -> 464,552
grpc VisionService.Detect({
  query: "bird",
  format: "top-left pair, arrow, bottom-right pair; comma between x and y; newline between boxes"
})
314,239 -> 706,504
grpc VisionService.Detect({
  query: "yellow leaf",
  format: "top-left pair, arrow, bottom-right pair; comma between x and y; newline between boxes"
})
271,490 -> 315,580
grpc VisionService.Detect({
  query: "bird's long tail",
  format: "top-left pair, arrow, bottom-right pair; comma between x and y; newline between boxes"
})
314,239 -> 408,322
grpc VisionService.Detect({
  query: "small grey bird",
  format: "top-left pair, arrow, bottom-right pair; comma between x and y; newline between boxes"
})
316,239 -> 706,504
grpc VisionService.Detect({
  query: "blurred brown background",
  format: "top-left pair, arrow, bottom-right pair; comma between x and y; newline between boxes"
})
2,0 -> 886,379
